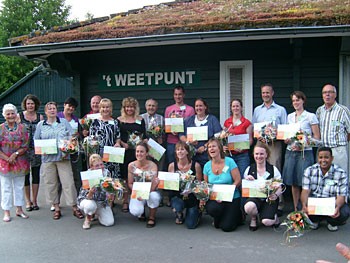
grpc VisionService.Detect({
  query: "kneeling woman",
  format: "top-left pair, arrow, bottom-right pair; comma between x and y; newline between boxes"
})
244,142 -> 283,231
77,154 -> 114,230
168,141 -> 202,228
128,142 -> 160,228
203,138 -> 242,232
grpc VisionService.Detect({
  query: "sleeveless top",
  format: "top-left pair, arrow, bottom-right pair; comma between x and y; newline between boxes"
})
174,160 -> 197,176
247,162 -> 274,180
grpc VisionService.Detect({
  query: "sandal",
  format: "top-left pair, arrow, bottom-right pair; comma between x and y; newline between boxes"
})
175,212 -> 184,225
32,205 -> 40,211
16,212 -> 29,219
146,218 -> 156,228
138,212 -> 146,222
3,214 -> 11,222
249,217 -> 258,231
122,203 -> 129,213
53,211 -> 61,220
73,209 -> 84,219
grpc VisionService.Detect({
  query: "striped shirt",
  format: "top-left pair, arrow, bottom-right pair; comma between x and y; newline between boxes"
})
302,163 -> 348,198
316,103 -> 350,147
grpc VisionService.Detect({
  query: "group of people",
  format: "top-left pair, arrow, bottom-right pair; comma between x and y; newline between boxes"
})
0,83 -> 349,233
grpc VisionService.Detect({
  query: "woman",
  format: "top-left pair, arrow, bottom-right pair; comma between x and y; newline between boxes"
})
18,94 -> 44,211
203,138 -> 242,232
168,141 -> 202,228
128,142 -> 160,228
244,143 -> 283,231
282,91 -> 320,211
223,99 -> 253,178
34,101 -> 83,220
0,104 -> 30,222
89,98 -> 122,179
118,97 -> 146,212
180,98 -> 222,168
77,154 -> 114,230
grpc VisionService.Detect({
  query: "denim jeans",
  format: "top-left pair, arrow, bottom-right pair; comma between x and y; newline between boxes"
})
171,196 -> 201,229
230,152 -> 250,179
166,143 -> 176,165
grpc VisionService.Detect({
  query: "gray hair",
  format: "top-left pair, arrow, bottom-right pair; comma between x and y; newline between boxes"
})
2,103 -> 17,117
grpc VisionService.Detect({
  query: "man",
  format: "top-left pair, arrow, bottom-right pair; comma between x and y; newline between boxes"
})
164,86 -> 195,164
316,84 -> 350,174
301,147 -> 349,232
141,98 -> 165,170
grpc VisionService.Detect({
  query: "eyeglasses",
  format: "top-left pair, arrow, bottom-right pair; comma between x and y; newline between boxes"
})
322,91 -> 335,95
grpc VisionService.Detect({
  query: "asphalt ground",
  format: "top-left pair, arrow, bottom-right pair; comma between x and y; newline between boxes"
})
0,187 -> 349,263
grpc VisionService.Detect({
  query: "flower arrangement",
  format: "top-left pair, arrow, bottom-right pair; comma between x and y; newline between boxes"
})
59,137 -> 79,154
127,131 -> 142,149
281,211 -> 313,243
83,135 -> 100,156
290,130 -> 323,158
191,180 -> 212,201
147,117 -> 163,139
259,178 -> 285,204
178,171 -> 196,195
100,177 -> 125,199
214,126 -> 232,156
259,122 -> 277,144
79,118 -> 92,131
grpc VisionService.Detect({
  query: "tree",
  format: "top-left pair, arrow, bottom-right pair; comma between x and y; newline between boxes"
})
0,0 -> 71,92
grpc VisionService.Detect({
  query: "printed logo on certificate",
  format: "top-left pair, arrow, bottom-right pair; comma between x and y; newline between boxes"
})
147,138 -> 166,161
165,118 -> 184,133
276,123 -> 301,140
307,197 -> 336,216
86,113 -> 101,120
102,146 -> 125,163
34,139 -> 57,155
80,169 -> 103,190
131,182 -> 152,200
227,134 -> 250,151
241,179 -> 267,198
157,172 -> 179,191
187,126 -> 208,142
253,122 -> 270,138
210,184 -> 236,202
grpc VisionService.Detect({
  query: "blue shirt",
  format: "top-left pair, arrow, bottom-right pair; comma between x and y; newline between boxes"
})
204,157 -> 240,198
252,101 -> 287,125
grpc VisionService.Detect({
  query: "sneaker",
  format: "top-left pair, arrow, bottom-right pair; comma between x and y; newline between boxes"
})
310,222 -> 319,230
83,220 -> 91,230
327,223 -> 338,232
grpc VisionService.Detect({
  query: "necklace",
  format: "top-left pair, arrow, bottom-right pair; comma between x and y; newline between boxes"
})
5,122 -> 17,131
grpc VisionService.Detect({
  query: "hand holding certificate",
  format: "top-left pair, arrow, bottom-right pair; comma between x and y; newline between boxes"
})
210,184 -> 236,202
147,138 -> 166,161
186,126 -> 208,142
307,197 -> 336,216
165,118 -> 184,133
102,146 -> 125,163
34,139 -> 57,154
80,169 -> 104,189
131,182 -> 152,200
157,171 -> 179,191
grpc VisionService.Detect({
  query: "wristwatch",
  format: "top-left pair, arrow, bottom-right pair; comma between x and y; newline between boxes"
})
15,151 -> 19,156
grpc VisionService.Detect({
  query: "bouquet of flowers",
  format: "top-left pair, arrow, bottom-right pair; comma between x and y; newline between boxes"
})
281,211 -> 313,243
79,118 -> 92,131
185,141 -> 196,158
83,135 -> 100,156
191,180 -> 212,201
259,122 -> 277,144
259,178 -> 285,204
147,117 -> 163,139
127,131 -> 142,149
100,177 -> 125,199
178,171 -> 196,195
59,137 -> 79,155
290,130 -> 322,158
214,126 -> 232,156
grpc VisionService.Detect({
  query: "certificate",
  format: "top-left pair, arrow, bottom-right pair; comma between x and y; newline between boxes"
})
276,123 -> 301,140
131,182 -> 152,200
227,134 -> 250,151
241,179 -> 267,198
253,122 -> 270,138
147,138 -> 166,161
209,184 -> 236,202
157,171 -> 179,191
187,126 -> 208,141
102,146 -> 125,163
34,139 -> 57,155
165,118 -> 184,133
80,169 -> 103,189
307,197 -> 336,216
86,113 -> 101,120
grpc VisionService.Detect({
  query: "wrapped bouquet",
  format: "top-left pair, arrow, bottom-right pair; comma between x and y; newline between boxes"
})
127,131 -> 142,149
100,177 -> 125,199
147,117 -> 163,139
259,178 -> 285,204
259,122 -> 277,144
191,180 -> 212,201
178,171 -> 196,195
281,211 -> 313,243
79,118 -> 92,131
59,137 -> 79,155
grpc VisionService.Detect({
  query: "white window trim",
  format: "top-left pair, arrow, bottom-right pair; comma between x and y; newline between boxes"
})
219,60 -> 253,125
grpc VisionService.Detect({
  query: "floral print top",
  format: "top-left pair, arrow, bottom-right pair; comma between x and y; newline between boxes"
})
0,123 -> 29,177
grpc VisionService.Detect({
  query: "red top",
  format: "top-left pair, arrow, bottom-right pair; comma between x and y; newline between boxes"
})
223,116 -> 252,154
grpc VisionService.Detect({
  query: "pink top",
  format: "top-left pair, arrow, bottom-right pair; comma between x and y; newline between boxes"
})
164,104 -> 195,144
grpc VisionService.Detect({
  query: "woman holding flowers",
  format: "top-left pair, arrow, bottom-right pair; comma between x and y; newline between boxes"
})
34,102 -> 83,220
89,98 -> 122,179
77,154 -> 114,230
118,97 -> 146,212
244,143 -> 283,231
128,142 -> 160,228
179,98 -> 222,168
282,91 -> 320,211
18,94 -> 44,212
223,99 -> 253,178
203,138 -> 242,232
168,141 -> 202,228
0,104 -> 30,222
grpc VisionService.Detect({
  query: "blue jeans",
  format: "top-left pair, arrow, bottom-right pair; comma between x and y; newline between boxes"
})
171,196 -> 201,229
230,152 -> 250,179
166,143 -> 176,165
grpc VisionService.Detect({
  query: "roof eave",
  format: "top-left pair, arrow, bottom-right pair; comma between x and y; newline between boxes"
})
1,25 -> 350,58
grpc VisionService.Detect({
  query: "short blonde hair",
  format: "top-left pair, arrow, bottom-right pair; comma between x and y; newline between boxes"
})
99,98 -> 113,116
89,154 -> 103,167
2,103 -> 17,117
121,97 -> 140,118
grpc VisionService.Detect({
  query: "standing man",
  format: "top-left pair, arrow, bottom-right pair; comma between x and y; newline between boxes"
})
141,98 -> 165,170
316,84 -> 350,174
164,86 -> 195,165
252,83 -> 287,171
301,147 -> 349,232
